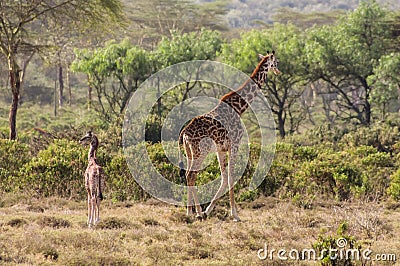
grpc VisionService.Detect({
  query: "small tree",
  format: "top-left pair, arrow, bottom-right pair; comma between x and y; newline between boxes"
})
72,40 -> 152,121
0,0 -> 124,140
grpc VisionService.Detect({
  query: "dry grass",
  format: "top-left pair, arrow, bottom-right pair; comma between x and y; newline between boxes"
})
0,195 -> 399,265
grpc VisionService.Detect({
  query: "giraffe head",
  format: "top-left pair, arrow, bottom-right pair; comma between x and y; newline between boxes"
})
80,131 -> 99,160
258,50 -> 280,75
79,131 -> 94,145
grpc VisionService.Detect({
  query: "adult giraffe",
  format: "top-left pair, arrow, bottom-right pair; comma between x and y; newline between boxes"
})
179,51 -> 280,221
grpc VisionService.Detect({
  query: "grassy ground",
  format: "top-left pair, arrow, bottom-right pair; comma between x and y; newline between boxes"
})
0,194 -> 399,265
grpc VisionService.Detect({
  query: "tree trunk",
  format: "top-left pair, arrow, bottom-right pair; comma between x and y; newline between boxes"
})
8,63 -> 21,140
363,99 -> 371,125
88,85 -> 92,110
58,65 -> 64,107
66,64 -> 71,106
397,84 -> 400,114
277,110 -> 286,139
7,53 -> 33,140
54,68 -> 57,117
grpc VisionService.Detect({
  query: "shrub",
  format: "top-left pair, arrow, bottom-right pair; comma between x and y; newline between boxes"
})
19,139 -> 88,198
7,218 -> 27,228
293,146 -> 318,161
37,216 -> 71,228
238,190 -> 259,202
339,123 -> 400,153
96,217 -> 131,230
105,153 -> 145,202
280,148 -> 366,201
313,222 -> 361,266
388,168 -> 400,201
0,140 -> 30,192
259,143 -> 294,197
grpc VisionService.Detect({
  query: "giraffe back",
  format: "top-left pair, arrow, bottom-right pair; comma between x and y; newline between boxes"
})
85,159 -> 105,199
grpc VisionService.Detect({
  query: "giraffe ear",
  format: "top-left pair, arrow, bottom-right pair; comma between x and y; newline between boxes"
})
258,54 -> 265,60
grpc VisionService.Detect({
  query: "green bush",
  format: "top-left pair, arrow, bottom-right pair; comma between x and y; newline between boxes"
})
259,143 -> 294,197
105,154 -> 145,202
0,140 -> 30,192
19,139 -> 88,198
276,142 -> 397,202
313,222 -> 361,266
339,123 -> 400,153
388,168 -> 400,201
293,145 -> 318,161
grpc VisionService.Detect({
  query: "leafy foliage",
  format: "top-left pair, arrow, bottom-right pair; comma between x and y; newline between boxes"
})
155,29 -> 223,68
19,139 -> 88,198
0,140 -> 30,192
388,168 -> 400,200
313,222 -> 361,266
305,0 -> 397,125
221,25 -> 309,137
368,53 -> 400,119
0,122 -> 399,205
72,40 -> 152,121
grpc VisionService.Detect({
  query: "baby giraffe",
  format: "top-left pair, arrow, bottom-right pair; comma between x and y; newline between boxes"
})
79,131 -> 105,228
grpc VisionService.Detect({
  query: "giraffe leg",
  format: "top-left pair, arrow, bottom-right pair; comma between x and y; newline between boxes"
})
93,199 -> 97,226
183,143 -> 194,216
186,171 -> 194,216
191,175 -> 203,218
95,197 -> 100,224
204,151 -> 228,217
190,156 -> 206,219
184,142 -> 205,218
90,196 -> 96,226
228,147 -> 240,222
87,194 -> 92,227
186,166 -> 203,217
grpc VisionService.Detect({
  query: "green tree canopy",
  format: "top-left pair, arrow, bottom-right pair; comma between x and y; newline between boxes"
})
305,0 -> 396,125
72,40 -> 152,120
154,29 -> 223,68
220,24 -> 308,138
368,53 -> 400,118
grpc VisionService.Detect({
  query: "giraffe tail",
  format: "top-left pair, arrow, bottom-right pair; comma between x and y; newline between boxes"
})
98,191 -> 103,201
97,168 -> 104,201
178,131 -> 186,184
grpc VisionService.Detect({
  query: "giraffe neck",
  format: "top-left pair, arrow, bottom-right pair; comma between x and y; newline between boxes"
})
250,65 -> 268,88
220,66 -> 267,116
88,135 -> 99,161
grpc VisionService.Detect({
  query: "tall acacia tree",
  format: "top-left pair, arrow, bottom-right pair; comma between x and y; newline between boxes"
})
220,25 -> 308,138
72,40 -> 152,121
305,0 -> 395,125
0,0 -> 123,140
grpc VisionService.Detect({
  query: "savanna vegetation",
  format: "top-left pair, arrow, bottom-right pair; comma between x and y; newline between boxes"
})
1,0 -> 400,265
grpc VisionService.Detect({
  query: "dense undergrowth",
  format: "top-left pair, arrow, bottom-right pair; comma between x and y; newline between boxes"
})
1,121 -> 400,207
